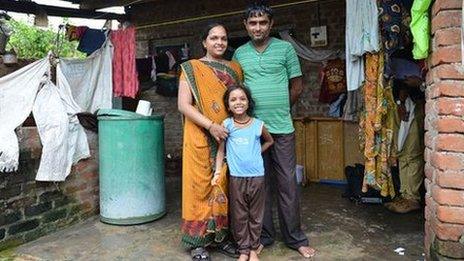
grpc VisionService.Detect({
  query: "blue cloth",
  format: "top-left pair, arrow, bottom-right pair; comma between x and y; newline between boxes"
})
390,58 -> 421,80
224,117 -> 264,177
77,29 -> 106,55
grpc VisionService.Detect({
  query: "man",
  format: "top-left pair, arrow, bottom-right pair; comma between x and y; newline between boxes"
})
233,4 -> 316,258
386,76 -> 425,213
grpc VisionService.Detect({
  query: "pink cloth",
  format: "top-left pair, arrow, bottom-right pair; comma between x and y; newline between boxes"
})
111,26 -> 139,98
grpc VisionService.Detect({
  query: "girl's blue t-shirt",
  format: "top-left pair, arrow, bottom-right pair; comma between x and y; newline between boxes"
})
223,117 -> 264,177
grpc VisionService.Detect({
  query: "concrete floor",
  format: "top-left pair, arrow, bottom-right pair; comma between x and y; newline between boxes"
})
1,180 -> 424,261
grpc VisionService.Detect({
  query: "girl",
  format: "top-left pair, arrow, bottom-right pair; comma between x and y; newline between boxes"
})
212,85 -> 274,261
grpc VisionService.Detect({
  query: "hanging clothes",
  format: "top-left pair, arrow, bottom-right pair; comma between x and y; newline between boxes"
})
359,53 -> 397,198
319,58 -> 347,103
342,90 -> 363,121
0,55 -> 91,181
410,0 -> 432,59
345,0 -> 380,91
66,25 -> 88,41
0,57 -> 50,172
111,25 -> 139,98
279,30 -> 339,62
378,0 -> 412,77
77,28 -> 107,55
33,79 -> 90,181
59,40 -> 113,113
136,57 -> 153,83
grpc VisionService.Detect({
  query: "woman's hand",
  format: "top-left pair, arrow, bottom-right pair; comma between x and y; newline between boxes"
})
211,174 -> 220,186
209,123 -> 228,141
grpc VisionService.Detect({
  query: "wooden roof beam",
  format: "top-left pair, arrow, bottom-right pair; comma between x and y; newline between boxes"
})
0,0 -> 127,20
78,0 -> 150,10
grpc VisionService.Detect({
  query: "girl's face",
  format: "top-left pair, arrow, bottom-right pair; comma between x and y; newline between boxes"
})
203,25 -> 228,59
228,89 -> 249,116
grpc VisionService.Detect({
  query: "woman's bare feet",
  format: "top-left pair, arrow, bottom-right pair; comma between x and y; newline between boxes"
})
249,250 -> 259,261
237,254 -> 248,261
297,246 -> 316,258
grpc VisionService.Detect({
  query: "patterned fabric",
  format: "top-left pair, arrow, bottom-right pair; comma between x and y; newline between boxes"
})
359,53 -> 397,198
378,0 -> 412,77
179,59 -> 243,248
111,26 -> 139,98
319,58 -> 347,103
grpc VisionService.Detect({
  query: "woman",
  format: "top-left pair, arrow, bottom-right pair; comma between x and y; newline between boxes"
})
178,23 -> 243,261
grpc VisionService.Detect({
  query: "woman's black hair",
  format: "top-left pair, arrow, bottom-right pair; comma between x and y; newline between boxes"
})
244,2 -> 273,21
201,22 -> 227,41
223,84 -> 255,116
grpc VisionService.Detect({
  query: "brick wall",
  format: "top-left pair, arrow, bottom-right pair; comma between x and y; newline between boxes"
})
425,0 -> 464,259
132,0 -> 345,162
0,128 -> 99,251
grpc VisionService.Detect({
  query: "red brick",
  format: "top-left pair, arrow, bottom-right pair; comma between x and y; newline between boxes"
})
437,134 -> 464,152
435,81 -> 464,97
425,165 -> 435,180
432,0 -> 462,16
81,171 -> 98,180
432,185 -> 464,206
437,205 -> 464,224
64,183 -> 87,194
432,10 -> 461,34
431,46 -> 461,66
425,132 -> 434,149
431,217 -> 464,241
437,98 -> 464,116
431,151 -> 464,170
437,170 -> 464,189
434,64 -> 464,80
434,28 -> 461,47
437,117 -> 464,133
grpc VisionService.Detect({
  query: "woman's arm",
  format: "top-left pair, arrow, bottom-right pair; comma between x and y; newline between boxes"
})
212,141 -> 225,185
261,126 -> 274,153
178,80 -> 228,141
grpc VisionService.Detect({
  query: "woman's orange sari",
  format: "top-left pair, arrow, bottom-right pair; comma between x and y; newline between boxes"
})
180,59 -> 242,248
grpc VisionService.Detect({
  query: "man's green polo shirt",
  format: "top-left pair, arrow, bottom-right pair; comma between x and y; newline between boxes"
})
233,37 -> 302,134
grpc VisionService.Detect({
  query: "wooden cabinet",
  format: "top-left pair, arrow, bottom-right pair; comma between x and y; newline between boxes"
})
294,117 -> 364,184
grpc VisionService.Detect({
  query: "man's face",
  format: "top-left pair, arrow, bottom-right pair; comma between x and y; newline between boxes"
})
244,14 -> 273,43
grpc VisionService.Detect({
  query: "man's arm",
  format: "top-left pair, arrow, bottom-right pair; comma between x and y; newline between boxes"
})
289,76 -> 303,107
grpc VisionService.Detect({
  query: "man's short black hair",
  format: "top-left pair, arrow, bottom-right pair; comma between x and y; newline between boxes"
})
244,2 -> 273,21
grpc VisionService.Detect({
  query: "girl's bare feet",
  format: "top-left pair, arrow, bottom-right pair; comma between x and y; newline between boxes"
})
237,254 -> 248,261
297,246 -> 316,258
249,250 -> 259,261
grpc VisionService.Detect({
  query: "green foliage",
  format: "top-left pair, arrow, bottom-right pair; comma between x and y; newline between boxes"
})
7,20 -> 85,59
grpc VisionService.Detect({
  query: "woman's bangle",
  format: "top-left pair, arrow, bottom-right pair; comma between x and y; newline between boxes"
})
214,171 -> 221,176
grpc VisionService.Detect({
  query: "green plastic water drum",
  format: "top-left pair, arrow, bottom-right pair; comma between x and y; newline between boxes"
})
97,109 -> 165,225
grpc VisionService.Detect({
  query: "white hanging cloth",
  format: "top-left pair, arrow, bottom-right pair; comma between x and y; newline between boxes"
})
279,30 -> 340,62
58,40 -> 113,113
0,57 -> 51,172
345,0 -> 380,91
33,79 -> 90,181
397,98 -> 416,152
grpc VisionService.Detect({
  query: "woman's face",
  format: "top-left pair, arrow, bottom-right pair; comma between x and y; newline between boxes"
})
203,25 -> 228,59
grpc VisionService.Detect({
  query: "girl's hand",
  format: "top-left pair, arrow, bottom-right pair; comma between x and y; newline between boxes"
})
209,123 -> 228,141
211,174 -> 220,186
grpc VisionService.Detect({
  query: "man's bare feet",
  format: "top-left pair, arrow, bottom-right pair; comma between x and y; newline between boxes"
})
297,246 -> 316,258
237,254 -> 248,261
249,250 -> 259,261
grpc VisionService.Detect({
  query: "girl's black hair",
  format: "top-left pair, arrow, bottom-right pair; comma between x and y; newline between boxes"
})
244,2 -> 273,21
201,22 -> 227,41
223,84 -> 255,116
